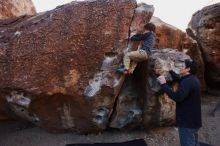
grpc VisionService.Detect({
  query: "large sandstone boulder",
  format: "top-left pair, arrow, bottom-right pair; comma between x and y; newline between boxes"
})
0,0 -> 36,20
0,0 -> 142,133
0,0 -> 36,121
150,16 -> 185,49
0,0 -> 192,133
187,3 -> 220,91
182,35 -> 206,91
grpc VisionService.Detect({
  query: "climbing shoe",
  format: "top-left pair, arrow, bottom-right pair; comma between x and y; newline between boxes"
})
116,68 -> 129,75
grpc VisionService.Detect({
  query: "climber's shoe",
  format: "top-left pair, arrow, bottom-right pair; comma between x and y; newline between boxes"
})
116,68 -> 129,75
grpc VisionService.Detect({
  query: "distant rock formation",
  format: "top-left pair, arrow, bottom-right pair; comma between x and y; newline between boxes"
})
187,3 -> 220,92
150,16 -> 185,49
0,0 -> 36,20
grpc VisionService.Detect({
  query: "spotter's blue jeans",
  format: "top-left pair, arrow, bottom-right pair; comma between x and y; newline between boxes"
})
178,127 -> 200,146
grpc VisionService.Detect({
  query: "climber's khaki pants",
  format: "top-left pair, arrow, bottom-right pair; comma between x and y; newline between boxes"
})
123,49 -> 148,73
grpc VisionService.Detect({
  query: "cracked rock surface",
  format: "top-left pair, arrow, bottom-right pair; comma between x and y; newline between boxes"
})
0,0 -> 191,133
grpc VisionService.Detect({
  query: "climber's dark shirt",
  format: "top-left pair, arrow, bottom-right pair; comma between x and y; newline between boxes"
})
131,32 -> 156,55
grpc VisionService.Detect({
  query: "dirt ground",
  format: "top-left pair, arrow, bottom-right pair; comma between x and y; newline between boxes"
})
0,94 -> 219,146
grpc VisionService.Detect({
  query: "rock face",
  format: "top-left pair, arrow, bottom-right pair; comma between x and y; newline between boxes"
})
0,0 -> 36,121
182,35 -> 206,91
0,0 -> 138,133
110,48 -> 191,129
0,0 -> 36,20
151,16 -> 206,91
0,0 -> 192,133
187,3 -> 220,91
130,3 -> 154,37
150,16 -> 185,49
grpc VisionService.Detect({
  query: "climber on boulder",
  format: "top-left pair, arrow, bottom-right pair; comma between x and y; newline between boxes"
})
117,22 -> 156,75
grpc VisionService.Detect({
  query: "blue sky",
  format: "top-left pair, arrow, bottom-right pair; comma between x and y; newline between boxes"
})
32,0 -> 220,31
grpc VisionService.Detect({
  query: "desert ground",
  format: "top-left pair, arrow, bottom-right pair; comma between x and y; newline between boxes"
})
0,93 -> 219,146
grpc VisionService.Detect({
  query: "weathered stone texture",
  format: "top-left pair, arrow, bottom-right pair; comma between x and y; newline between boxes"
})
107,4 -> 187,130
0,0 -> 193,133
0,0 -> 138,133
0,0 -> 36,20
130,3 -> 154,36
182,35 -> 206,91
111,48 -> 191,129
150,16 -> 185,49
187,3 -> 220,90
